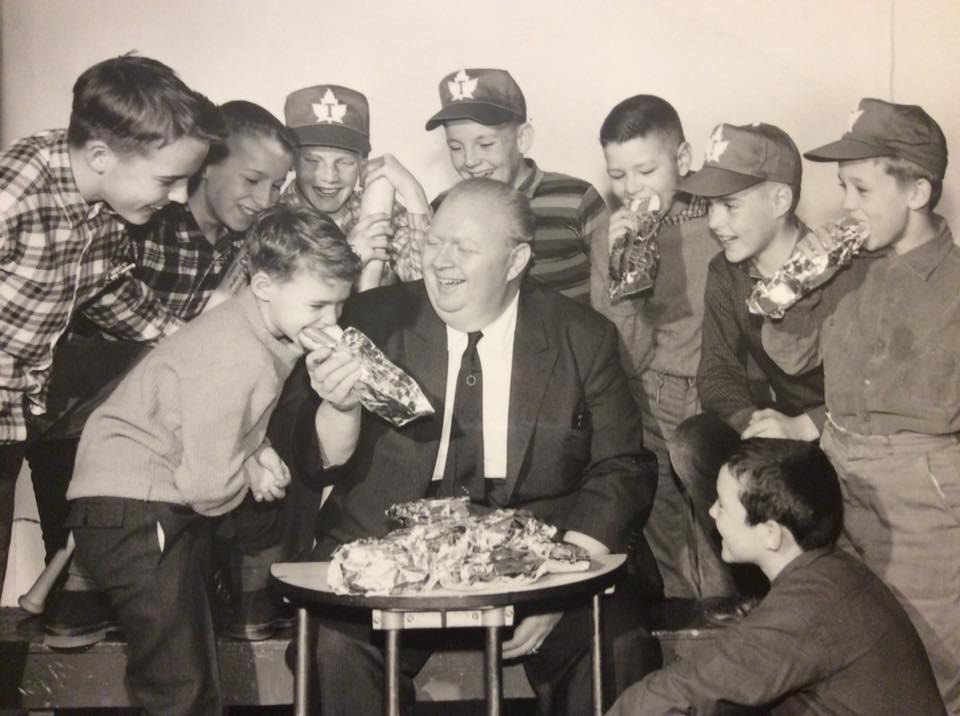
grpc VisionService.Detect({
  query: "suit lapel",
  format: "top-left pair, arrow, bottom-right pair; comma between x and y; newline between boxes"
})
505,286 -> 557,498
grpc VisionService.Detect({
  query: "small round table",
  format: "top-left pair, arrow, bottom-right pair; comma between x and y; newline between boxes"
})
270,554 -> 626,716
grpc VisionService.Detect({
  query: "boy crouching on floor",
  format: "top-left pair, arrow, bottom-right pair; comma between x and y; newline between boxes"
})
63,206 -> 360,715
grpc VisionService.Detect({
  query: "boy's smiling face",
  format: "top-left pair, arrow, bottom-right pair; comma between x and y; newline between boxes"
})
709,465 -> 766,564
252,266 -> 352,345
837,158 -> 912,252
442,120 -> 530,185
295,146 -> 361,215
200,134 -> 292,233
707,182 -> 780,265
603,133 -> 690,212
99,136 -> 210,224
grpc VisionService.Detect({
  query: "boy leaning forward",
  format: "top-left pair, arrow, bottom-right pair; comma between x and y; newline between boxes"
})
761,98 -> 960,712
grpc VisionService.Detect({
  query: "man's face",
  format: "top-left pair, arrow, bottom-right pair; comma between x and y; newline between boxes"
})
254,266 -> 352,345
709,466 -> 764,564
442,120 -> 526,185
201,134 -> 292,233
603,134 -> 687,211
837,159 -> 910,251
295,146 -> 361,215
422,193 -> 530,332
707,182 -> 779,264
100,136 -> 209,224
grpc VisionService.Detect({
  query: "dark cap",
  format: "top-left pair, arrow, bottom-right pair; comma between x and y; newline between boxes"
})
283,84 -> 371,155
804,98 -> 947,179
678,123 -> 802,197
425,68 -> 526,131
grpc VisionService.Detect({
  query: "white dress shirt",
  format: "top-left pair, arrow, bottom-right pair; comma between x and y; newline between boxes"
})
431,292 -> 519,481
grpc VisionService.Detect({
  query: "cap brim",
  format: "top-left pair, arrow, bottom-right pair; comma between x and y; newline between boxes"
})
425,102 -> 522,131
677,168 -> 764,198
803,137 -> 893,163
290,124 -> 370,155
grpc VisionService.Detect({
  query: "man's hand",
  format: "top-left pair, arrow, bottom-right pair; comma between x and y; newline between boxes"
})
502,611 -> 564,660
741,409 -> 820,441
247,444 -> 291,502
346,213 -> 392,266
300,329 -> 363,412
362,154 -> 430,214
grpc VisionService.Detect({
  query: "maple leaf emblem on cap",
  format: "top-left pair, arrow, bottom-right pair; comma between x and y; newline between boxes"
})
448,69 -> 478,101
846,108 -> 864,134
705,126 -> 730,164
312,89 -> 347,124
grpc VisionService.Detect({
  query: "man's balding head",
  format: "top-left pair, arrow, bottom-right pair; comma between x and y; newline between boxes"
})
423,178 -> 533,332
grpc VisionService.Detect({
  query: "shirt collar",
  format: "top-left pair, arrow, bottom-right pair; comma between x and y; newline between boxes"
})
48,131 -> 108,226
893,214 -> 954,281
513,158 -> 543,199
445,290 -> 521,353
662,192 -> 708,226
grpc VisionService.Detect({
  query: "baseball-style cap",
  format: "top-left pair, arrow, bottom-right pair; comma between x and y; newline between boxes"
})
804,98 -> 947,179
678,123 -> 802,197
425,68 -> 526,131
283,84 -> 371,155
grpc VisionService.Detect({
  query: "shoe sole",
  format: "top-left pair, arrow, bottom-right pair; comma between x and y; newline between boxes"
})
44,625 -> 121,650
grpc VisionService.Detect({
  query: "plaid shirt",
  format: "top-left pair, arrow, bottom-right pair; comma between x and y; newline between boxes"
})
0,130 -> 177,442
93,201 -> 244,325
281,183 -> 425,282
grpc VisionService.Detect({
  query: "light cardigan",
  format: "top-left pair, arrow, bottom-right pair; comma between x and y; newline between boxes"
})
68,287 -> 304,516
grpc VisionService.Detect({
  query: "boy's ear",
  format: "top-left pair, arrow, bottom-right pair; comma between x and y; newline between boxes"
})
84,140 -> 116,175
769,183 -> 794,220
760,520 -> 784,551
676,141 -> 693,177
906,177 -> 933,210
516,122 -> 535,155
249,271 -> 276,302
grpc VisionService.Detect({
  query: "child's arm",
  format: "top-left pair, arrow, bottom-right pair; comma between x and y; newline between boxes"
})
80,274 -> 182,341
697,262 -> 758,432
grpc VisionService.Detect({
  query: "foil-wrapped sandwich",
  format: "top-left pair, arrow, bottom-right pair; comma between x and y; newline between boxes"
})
300,325 -> 434,427
748,217 -> 870,319
608,195 -> 664,302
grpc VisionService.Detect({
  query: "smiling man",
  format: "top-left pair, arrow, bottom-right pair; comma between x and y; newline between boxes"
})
281,84 -> 430,288
426,68 -> 608,304
269,178 -> 662,715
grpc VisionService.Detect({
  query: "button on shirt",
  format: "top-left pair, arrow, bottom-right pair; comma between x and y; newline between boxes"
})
432,293 -> 519,481
761,215 -> 960,436
0,130 -> 177,442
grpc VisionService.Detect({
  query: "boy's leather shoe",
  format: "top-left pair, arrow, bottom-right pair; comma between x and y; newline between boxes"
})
44,587 -> 120,649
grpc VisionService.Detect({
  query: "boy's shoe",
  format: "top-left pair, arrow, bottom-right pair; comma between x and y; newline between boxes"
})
224,588 -> 294,641
44,588 -> 120,649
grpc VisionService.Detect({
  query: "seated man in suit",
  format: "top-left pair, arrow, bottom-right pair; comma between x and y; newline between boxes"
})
269,177 -> 662,715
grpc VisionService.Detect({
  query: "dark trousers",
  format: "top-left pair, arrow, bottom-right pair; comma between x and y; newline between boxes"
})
671,413 -> 767,596
0,441 -> 28,590
305,575 -> 662,716
69,497 -> 221,716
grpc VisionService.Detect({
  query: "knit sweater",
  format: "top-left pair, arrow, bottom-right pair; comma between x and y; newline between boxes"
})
68,287 -> 304,516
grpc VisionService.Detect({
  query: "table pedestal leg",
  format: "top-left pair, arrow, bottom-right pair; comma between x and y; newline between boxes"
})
385,627 -> 401,716
295,606 -> 311,716
591,593 -> 604,716
484,624 -> 502,716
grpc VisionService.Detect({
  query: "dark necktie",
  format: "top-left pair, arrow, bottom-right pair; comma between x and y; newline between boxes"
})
443,331 -> 484,500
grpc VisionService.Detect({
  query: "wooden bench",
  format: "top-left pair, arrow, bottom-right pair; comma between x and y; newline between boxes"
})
0,600 -> 731,710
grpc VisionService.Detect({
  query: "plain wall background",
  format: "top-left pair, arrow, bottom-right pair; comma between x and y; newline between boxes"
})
2,0 -> 959,228
1,0 -> 959,602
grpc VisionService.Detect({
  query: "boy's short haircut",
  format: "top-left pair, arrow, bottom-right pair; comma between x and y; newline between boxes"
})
67,54 -> 226,156
599,95 -> 685,149
205,100 -> 298,167
725,438 -> 843,551
246,205 -> 361,283
877,156 -> 943,211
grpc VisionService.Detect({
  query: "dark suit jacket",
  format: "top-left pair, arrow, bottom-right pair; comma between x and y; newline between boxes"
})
270,280 -> 658,571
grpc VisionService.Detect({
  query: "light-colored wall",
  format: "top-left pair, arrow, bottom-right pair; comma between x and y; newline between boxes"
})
2,0 -> 958,228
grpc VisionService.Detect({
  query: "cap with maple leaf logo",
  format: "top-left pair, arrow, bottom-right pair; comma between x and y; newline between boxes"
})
804,98 -> 947,179
678,122 -> 802,198
283,84 -> 371,154
425,68 -> 526,131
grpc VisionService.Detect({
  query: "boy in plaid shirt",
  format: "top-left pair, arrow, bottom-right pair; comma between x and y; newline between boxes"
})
0,54 -> 223,590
